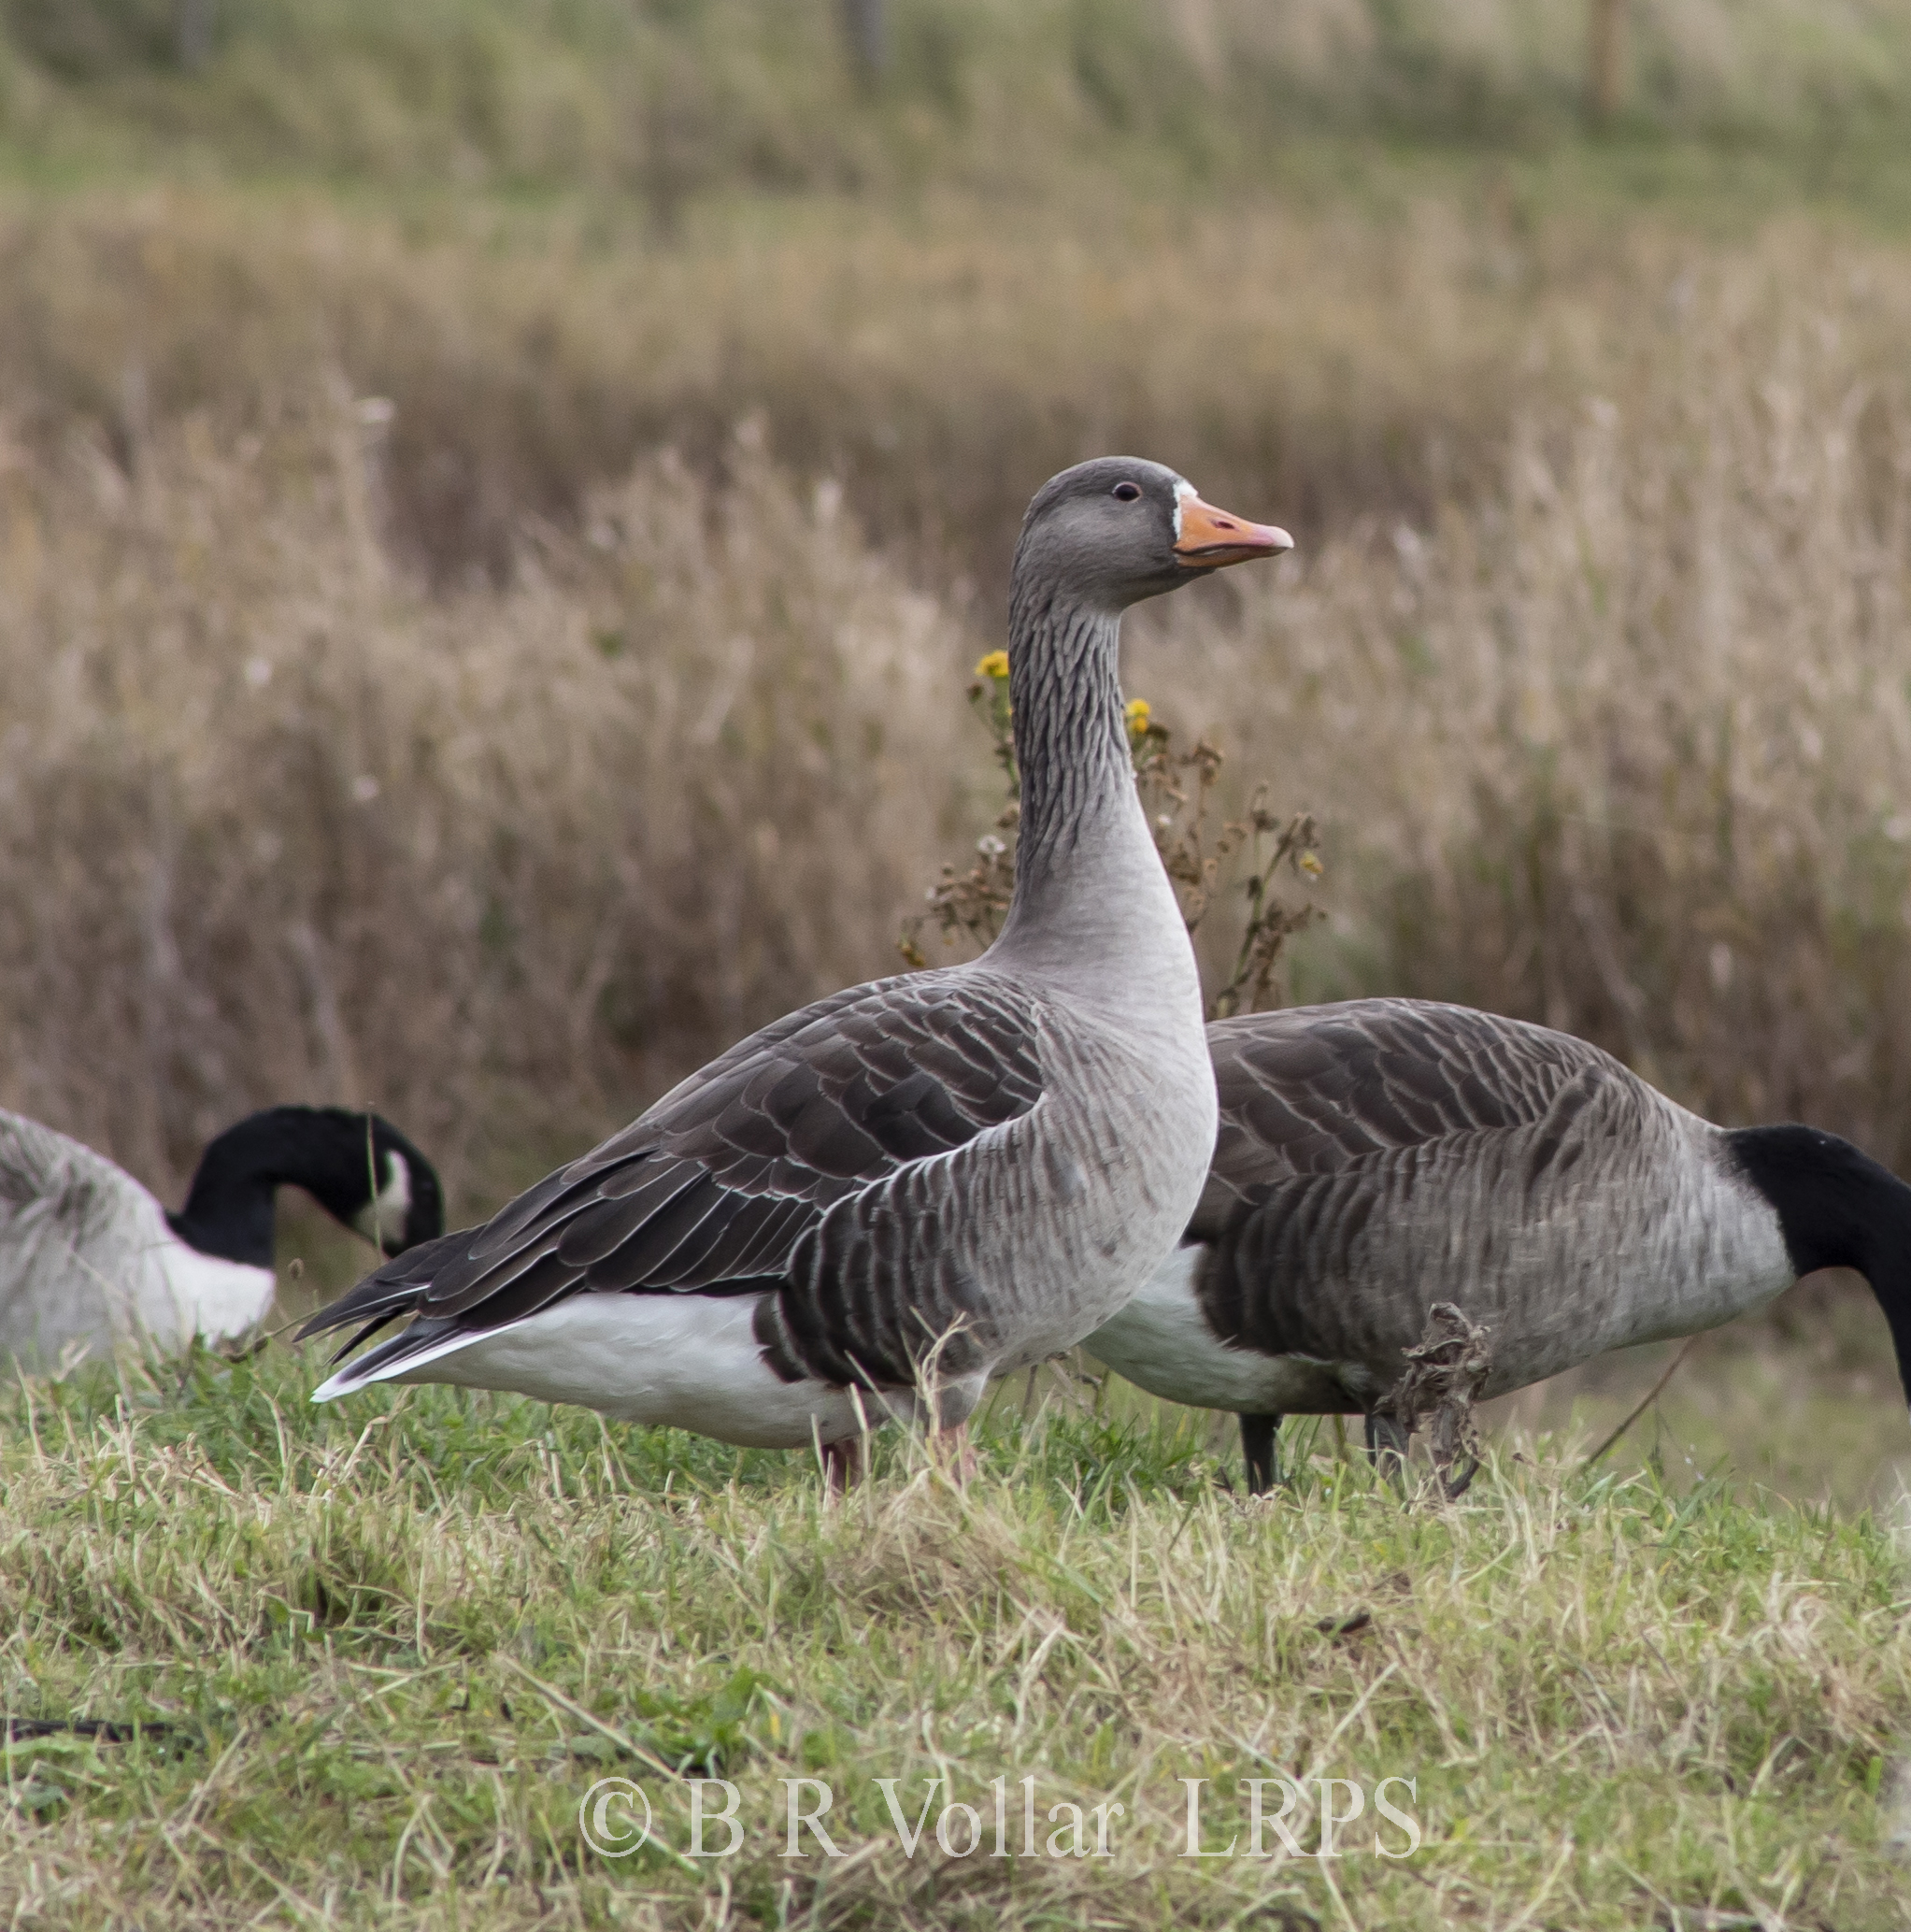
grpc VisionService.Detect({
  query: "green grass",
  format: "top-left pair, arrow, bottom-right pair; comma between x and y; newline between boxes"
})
7,0 -> 1911,231
2,1327 -> 1907,1927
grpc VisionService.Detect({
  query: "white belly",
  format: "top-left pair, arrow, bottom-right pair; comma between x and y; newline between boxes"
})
0,1217 -> 273,1365
1085,1245 -> 1356,1413
334,1291 -> 967,1449
153,1247 -> 277,1348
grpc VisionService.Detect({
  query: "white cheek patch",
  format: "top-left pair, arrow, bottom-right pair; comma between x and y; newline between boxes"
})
351,1152 -> 413,1247
1173,477 -> 1197,541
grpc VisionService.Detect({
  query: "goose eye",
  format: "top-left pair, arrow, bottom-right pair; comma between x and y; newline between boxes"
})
1111,481 -> 1143,503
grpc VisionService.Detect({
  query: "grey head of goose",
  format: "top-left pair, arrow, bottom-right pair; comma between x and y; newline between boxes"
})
1083,999 -> 1911,1495
1011,459 -> 1291,611
995,461 -> 1289,966
298,457 -> 1292,1482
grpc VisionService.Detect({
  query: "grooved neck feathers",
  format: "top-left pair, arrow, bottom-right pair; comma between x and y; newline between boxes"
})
1003,594 -> 1130,884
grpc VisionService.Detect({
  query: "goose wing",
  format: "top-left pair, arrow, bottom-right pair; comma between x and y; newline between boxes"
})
1191,998 -> 1647,1363
0,1109 -> 160,1259
0,1109 -> 176,1358
0,1109 -> 74,1222
298,970 -> 1047,1387
1195,998 -> 1628,1229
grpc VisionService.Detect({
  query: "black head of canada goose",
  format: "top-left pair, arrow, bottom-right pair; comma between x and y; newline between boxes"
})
299,459 -> 1292,1472
1084,999 -> 1911,1491
0,1105 -> 445,1368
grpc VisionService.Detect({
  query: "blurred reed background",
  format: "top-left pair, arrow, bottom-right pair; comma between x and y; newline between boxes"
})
0,2 -> 1908,1267
3,1 -> 1907,193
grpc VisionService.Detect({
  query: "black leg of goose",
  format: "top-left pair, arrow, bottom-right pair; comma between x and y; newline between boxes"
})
1441,1452 -> 1481,1502
1238,1412 -> 1282,1495
1363,1410 -> 1409,1487
820,1436 -> 865,1496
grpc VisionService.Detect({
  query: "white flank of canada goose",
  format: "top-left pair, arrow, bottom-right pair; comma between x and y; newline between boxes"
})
300,459 -> 1294,1463
1085,999 -> 1911,1490
0,1106 -> 445,1368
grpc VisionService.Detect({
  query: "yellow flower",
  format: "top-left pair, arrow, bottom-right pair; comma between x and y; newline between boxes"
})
1125,697 -> 1152,737
975,650 -> 1010,680
1299,852 -> 1323,877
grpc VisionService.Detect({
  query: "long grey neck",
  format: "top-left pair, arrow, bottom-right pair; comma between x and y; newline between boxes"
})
1005,593 -> 1131,880
989,586 -> 1196,1007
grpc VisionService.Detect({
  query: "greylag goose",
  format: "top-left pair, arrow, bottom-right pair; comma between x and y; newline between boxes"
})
0,1105 -> 443,1367
299,459 -> 1292,1471
1086,999 -> 1911,1490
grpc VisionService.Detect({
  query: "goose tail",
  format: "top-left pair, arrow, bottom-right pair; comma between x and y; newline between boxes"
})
296,1227 -> 473,1398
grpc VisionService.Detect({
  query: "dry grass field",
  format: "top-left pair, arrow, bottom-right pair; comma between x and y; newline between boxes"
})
5,193 -> 1911,1197
5,5 -> 1911,1924
2,1336 -> 1909,1930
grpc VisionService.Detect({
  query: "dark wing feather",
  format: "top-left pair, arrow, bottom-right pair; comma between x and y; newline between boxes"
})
1191,999 -> 1629,1234
1191,999 -> 1641,1358
298,971 -> 1045,1382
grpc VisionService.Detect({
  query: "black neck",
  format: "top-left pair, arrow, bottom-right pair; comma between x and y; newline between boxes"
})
164,1106 -> 423,1268
1001,588 -> 1130,903
1729,1123 -> 1911,1408
166,1166 -> 278,1268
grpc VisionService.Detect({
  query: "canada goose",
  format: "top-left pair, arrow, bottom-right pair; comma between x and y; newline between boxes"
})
0,1105 -> 444,1368
299,458 -> 1292,1473
1085,999 -> 1911,1490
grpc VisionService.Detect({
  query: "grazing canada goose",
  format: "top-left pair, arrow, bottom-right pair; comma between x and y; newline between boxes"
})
0,1105 -> 444,1368
1086,998 -> 1911,1491
299,458 -> 1292,1472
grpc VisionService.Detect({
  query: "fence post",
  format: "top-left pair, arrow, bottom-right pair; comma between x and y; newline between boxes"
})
1587,0 -> 1626,124
842,0 -> 886,86
178,0 -> 216,72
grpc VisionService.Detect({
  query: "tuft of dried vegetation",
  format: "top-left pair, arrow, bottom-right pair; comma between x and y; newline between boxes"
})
0,1346 -> 1905,1926
4,192 -> 1911,1197
0,399 -> 975,1203
1142,222 -> 1911,1166
901,651 -> 1322,1021
1388,1304 -> 1494,1500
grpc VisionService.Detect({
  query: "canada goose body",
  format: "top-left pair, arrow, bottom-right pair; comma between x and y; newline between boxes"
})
301,459 -> 1292,1452
1085,1000 -> 1911,1487
0,1105 -> 444,1367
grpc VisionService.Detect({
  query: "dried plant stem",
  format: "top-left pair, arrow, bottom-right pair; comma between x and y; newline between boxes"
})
1583,1337 -> 1702,1468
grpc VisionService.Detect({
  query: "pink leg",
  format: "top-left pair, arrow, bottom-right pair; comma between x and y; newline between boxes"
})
932,1424 -> 977,1489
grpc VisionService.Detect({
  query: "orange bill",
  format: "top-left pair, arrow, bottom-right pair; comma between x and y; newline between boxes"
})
1173,493 -> 1294,568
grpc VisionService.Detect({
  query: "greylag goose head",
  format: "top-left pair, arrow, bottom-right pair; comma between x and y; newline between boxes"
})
1013,459 -> 1291,612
